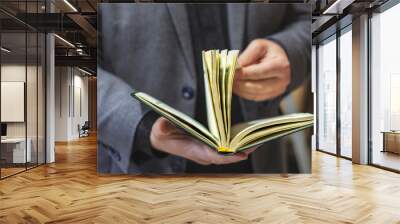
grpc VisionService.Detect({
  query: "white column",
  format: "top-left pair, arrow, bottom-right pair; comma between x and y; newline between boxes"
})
46,32 -> 55,163
45,0 -> 56,163
352,14 -> 369,164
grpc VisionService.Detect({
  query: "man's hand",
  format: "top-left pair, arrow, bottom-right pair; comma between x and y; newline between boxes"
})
150,117 -> 255,165
233,39 -> 291,102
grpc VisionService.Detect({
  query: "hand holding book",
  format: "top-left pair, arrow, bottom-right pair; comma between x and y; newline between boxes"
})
150,117 -> 255,165
234,39 -> 291,101
132,49 -> 313,157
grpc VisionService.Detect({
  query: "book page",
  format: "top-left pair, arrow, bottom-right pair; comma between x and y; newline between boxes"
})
235,124 -> 314,152
203,52 -> 220,142
226,50 -> 239,145
203,50 -> 239,149
204,50 -> 226,146
231,120 -> 313,151
230,113 -> 313,147
132,92 -> 218,148
220,50 -> 228,139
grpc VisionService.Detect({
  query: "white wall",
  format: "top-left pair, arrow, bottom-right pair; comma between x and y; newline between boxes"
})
1,65 -> 26,132
55,66 -> 69,141
54,67 -> 89,141
72,73 -> 89,138
1,65 -> 27,143
1,63 -> 46,164
1,82 -> 25,122
1,65 -> 39,138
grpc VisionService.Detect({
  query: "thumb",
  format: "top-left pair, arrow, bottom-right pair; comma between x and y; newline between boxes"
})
238,39 -> 268,67
157,118 -> 181,135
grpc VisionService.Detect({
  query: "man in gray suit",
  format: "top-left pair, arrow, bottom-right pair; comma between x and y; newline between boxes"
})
98,3 -> 311,174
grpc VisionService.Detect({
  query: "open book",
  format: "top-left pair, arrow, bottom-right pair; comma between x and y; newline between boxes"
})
131,50 -> 313,154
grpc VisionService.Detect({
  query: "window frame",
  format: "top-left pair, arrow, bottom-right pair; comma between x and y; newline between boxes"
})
315,18 -> 353,160
367,0 -> 400,173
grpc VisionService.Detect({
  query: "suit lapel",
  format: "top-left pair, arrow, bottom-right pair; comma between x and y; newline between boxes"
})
166,4 -> 246,78
227,4 -> 247,50
166,4 -> 196,78
227,4 -> 251,120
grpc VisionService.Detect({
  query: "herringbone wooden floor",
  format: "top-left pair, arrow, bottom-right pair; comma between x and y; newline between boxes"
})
1,135 -> 400,224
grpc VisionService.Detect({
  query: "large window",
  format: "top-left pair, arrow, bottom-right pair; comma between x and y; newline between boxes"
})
317,36 -> 337,154
316,24 -> 353,159
339,27 -> 352,158
370,2 -> 400,171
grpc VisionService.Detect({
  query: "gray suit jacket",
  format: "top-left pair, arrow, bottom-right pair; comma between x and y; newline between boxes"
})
98,3 -> 311,174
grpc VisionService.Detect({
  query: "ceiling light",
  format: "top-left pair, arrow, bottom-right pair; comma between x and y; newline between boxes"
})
78,67 -> 93,76
63,0 -> 78,12
76,48 -> 85,56
323,0 -> 354,15
1,47 -> 11,53
54,34 -> 75,48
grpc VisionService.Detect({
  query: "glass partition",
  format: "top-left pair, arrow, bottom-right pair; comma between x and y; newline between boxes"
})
1,31 -> 28,177
0,1 -> 46,179
317,36 -> 337,154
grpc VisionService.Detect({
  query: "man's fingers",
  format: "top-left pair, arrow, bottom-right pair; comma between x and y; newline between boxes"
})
233,78 -> 287,101
240,62 -> 278,80
233,85 -> 286,101
236,58 -> 288,81
242,147 -> 258,155
154,119 -> 252,166
203,148 -> 248,165
216,152 -> 248,164
238,39 -> 267,67
157,117 -> 184,136
234,39 -> 291,102
234,77 -> 282,93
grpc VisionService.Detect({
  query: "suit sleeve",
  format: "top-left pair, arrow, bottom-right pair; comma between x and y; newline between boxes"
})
266,4 -> 311,95
97,68 -> 169,173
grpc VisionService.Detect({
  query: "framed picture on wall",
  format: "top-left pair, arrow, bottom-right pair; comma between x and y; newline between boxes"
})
1,81 -> 25,122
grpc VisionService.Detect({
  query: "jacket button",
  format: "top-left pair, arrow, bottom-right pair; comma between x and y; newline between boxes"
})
181,86 -> 194,100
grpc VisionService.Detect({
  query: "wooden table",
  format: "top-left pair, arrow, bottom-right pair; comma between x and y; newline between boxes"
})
382,131 -> 400,154
0,138 -> 31,165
